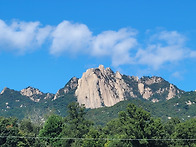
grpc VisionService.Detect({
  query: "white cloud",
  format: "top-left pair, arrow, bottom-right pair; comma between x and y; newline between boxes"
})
153,31 -> 186,45
112,37 -> 137,66
36,25 -> 53,46
91,28 -> 137,66
0,19 -> 52,54
50,21 -> 92,55
135,31 -> 191,69
91,28 -> 137,56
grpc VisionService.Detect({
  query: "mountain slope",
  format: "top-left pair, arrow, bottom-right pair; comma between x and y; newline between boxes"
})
86,91 -> 196,125
0,87 -> 54,119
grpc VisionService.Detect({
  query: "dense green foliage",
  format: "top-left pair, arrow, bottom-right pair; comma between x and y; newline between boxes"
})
0,102 -> 195,146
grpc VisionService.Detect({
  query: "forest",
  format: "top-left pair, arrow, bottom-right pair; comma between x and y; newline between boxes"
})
0,102 -> 195,147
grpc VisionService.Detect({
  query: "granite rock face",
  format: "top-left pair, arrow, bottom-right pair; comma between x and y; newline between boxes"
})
75,65 -> 133,108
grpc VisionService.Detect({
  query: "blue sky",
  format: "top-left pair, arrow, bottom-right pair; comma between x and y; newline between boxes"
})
0,0 -> 196,93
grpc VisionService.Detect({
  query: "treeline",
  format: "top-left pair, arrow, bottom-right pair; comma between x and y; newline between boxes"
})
0,102 -> 195,147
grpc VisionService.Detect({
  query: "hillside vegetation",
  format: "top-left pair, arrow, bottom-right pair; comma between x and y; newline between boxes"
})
86,91 -> 196,125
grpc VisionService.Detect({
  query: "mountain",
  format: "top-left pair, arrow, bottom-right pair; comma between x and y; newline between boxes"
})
53,65 -> 183,108
0,86 -> 54,119
0,65 -> 195,123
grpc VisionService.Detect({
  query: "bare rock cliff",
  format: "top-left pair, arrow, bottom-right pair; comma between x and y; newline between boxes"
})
75,65 -> 135,108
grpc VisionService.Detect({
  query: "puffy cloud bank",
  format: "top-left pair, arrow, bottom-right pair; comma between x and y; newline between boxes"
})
50,21 -> 138,67
0,19 -> 195,68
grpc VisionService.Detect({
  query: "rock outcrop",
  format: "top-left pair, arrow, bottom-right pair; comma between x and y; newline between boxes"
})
137,76 -> 182,101
167,84 -> 180,100
20,87 -> 53,102
75,65 -> 132,108
0,87 -> 8,95
53,77 -> 78,100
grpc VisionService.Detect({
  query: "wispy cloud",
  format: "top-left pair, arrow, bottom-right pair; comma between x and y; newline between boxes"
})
0,19 -> 195,70
190,50 -> 196,57
135,31 -> 193,69
172,71 -> 183,79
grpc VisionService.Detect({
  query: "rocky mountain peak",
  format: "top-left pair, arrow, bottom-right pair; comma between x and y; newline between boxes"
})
140,76 -> 163,85
20,86 -> 53,102
115,71 -> 122,79
98,64 -> 105,72
0,87 -> 8,95
53,77 -> 79,100
75,65 -> 132,108
63,77 -> 78,92
20,86 -> 43,97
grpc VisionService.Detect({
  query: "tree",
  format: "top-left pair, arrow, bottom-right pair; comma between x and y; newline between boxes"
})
82,127 -> 106,147
0,117 -> 24,147
18,119 -> 44,147
38,102 -> 92,146
104,103 -> 167,147
39,115 -> 63,146
163,117 -> 181,146
172,118 -> 196,147
60,102 -> 93,146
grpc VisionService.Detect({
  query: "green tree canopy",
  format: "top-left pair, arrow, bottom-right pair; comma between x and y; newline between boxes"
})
0,117 -> 24,147
104,103 -> 167,146
39,115 -> 63,146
